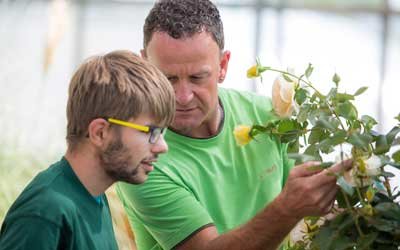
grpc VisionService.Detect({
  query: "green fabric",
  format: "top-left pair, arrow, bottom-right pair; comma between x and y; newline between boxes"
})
117,87 -> 294,250
0,157 -> 118,250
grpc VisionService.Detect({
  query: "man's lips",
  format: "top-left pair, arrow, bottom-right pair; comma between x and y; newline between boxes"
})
141,158 -> 157,165
176,107 -> 197,112
141,159 -> 157,172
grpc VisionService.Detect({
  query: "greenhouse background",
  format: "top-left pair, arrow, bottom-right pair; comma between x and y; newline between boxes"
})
1,0 -> 399,249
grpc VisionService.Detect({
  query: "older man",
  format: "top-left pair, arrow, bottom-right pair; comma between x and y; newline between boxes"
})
117,1 -> 351,250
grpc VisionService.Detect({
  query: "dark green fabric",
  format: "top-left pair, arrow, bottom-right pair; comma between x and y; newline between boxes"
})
0,157 -> 118,250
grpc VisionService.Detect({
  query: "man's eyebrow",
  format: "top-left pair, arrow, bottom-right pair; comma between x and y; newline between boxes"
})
192,70 -> 210,76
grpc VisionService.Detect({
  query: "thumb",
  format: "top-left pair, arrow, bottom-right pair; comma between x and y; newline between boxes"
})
326,159 -> 353,175
291,161 -> 323,177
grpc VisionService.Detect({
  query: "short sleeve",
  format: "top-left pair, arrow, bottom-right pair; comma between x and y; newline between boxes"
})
117,168 -> 213,250
0,216 -> 61,250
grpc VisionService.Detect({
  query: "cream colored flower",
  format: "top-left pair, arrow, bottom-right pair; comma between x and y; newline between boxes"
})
343,155 -> 381,187
272,75 -> 297,118
233,125 -> 252,146
364,155 -> 382,176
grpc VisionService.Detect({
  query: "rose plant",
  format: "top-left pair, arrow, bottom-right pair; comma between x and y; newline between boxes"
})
237,60 -> 400,249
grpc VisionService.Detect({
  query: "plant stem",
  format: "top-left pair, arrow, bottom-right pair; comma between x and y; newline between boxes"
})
340,189 -> 364,237
383,176 -> 393,199
355,187 -> 366,205
354,214 -> 364,238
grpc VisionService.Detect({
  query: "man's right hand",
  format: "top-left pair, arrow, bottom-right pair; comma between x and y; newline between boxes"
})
274,159 -> 353,221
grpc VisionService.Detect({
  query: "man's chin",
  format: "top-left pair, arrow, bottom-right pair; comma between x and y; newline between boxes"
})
122,175 -> 147,185
171,120 -> 198,134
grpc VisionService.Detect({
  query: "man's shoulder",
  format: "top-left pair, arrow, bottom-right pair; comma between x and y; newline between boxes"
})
219,87 -> 270,100
219,87 -> 272,110
4,162 -> 79,226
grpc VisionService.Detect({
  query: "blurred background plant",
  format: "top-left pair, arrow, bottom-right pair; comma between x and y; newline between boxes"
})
239,61 -> 400,249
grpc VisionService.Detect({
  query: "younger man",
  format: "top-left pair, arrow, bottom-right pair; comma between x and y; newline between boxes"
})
0,50 -> 175,249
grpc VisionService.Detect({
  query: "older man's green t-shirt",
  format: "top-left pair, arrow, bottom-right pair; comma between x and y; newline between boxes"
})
117,87 -> 294,250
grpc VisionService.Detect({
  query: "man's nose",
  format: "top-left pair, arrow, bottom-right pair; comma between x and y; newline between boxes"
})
174,81 -> 194,106
151,134 -> 168,154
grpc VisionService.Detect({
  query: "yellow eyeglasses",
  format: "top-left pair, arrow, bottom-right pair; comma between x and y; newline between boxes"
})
105,117 -> 166,144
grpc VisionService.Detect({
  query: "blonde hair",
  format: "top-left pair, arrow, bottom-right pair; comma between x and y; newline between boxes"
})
66,50 -> 175,150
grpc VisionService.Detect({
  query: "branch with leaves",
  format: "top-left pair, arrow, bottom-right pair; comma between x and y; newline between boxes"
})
235,61 -> 400,249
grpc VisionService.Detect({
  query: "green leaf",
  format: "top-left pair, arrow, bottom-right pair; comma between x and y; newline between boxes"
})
297,104 -> 310,123
354,86 -> 368,96
380,171 -> 395,177
308,127 -> 329,144
330,130 -> 347,145
304,144 -> 322,162
282,73 -> 293,82
294,88 -> 308,105
392,150 -> 400,163
374,202 -> 400,221
313,226 -> 335,249
337,176 -> 355,195
361,115 -> 377,131
350,120 -> 362,131
250,124 -> 269,137
276,119 -> 302,143
318,131 -> 346,154
386,126 -> 400,145
310,92 -> 318,103
332,237 -> 355,250
374,135 -> 390,154
334,93 -> 355,102
348,132 -> 373,150
335,101 -> 358,120
369,217 -> 399,232
333,73 -> 341,87
326,87 -> 338,100
315,117 -> 339,132
395,113 -> 400,122
287,139 -> 300,154
336,190 -> 359,208
318,139 -> 335,154
305,63 -> 314,78
356,233 -> 378,249
287,153 -> 319,163
384,161 -> 400,169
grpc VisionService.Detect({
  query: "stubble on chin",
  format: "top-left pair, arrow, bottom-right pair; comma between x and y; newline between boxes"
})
99,138 -> 140,184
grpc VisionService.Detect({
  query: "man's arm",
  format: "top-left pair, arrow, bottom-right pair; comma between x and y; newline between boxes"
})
175,160 -> 352,250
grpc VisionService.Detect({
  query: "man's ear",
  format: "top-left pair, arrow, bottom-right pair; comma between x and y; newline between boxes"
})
218,50 -> 231,83
87,118 -> 111,147
140,49 -> 147,59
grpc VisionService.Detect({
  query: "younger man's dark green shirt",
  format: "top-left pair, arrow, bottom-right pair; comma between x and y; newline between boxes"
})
0,157 -> 118,250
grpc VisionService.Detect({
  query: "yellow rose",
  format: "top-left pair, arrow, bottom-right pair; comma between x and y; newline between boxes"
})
272,75 -> 296,118
343,155 -> 381,187
246,65 -> 259,78
233,125 -> 252,146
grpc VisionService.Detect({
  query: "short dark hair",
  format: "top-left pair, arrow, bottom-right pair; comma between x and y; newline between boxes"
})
143,0 -> 224,50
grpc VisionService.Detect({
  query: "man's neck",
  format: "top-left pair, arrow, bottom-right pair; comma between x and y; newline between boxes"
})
64,147 -> 113,197
171,102 -> 224,138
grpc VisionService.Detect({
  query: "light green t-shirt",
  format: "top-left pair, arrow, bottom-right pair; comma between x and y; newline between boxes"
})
117,87 -> 294,250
